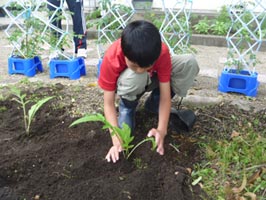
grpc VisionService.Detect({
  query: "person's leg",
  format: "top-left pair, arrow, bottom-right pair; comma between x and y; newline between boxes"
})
118,98 -> 138,131
145,54 -> 199,113
66,0 -> 87,54
47,0 -> 62,33
117,68 -> 150,131
170,54 -> 199,97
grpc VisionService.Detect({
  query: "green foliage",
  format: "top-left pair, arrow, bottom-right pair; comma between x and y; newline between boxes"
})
6,2 -> 45,58
193,6 -> 231,36
193,17 -> 210,34
133,158 -> 147,169
70,113 -> 157,159
143,12 -> 164,29
0,106 -> 7,112
11,87 -> 54,135
192,127 -> 266,199
216,5 -> 231,24
211,21 -> 230,35
87,2 -> 133,47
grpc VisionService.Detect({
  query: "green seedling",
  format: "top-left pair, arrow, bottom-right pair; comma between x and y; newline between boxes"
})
133,158 -> 148,169
11,87 -> 54,135
70,113 -> 157,159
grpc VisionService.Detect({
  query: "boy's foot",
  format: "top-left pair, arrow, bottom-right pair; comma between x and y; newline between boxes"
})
49,50 -> 60,60
170,108 -> 196,132
144,96 -> 159,114
77,48 -> 87,58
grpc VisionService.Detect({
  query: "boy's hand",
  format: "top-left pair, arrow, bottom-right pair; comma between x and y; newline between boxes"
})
147,128 -> 166,155
105,145 -> 122,163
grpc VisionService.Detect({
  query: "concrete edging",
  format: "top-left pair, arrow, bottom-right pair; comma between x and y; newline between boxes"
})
190,34 -> 266,52
1,19 -> 265,51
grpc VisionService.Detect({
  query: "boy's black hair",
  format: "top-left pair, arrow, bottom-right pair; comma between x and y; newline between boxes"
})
121,20 -> 162,68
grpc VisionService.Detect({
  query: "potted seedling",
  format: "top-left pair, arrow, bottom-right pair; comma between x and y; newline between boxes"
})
218,50 -> 259,97
4,0 -> 45,77
218,2 -> 261,97
44,7 -> 86,80
47,31 -> 86,80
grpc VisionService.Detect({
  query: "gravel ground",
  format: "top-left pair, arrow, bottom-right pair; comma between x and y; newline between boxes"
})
1,30 -> 266,112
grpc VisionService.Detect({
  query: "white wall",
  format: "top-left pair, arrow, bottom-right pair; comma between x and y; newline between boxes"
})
153,0 -> 265,12
152,0 -> 226,11
90,0 -> 227,11
89,0 -> 265,12
84,0 -> 98,10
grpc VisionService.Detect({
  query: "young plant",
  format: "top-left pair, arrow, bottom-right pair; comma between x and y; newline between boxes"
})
11,87 -> 54,135
193,17 -> 210,34
5,1 -> 45,58
69,113 -> 157,159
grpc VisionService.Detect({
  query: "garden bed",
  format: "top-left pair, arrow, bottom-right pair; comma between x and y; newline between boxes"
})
0,83 -> 266,200
0,84 -> 206,200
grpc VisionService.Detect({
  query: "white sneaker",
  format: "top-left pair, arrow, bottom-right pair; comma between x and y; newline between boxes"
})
77,48 -> 87,58
49,50 -> 60,61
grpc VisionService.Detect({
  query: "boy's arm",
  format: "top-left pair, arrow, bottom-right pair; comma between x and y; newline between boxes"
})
103,90 -> 123,163
148,82 -> 171,155
158,82 -> 171,133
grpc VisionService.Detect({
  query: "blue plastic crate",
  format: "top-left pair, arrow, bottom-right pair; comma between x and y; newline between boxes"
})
8,56 -> 43,77
49,57 -> 86,80
218,69 -> 260,97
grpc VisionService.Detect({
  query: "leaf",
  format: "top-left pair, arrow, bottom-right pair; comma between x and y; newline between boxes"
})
102,124 -> 112,130
115,123 -> 134,146
69,113 -> 105,127
28,96 -> 54,124
232,175 -> 247,194
192,176 -> 202,186
26,96 -> 54,134
87,82 -> 97,87
150,137 -> 157,150
244,192 -> 256,200
10,87 -> 21,96
231,130 -> 240,138
247,167 -> 263,184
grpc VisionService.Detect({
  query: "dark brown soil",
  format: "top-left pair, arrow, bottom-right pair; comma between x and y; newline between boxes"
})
0,84 -> 265,200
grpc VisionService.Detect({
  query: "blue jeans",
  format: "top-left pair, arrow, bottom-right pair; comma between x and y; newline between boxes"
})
118,98 -> 139,132
118,86 -> 176,132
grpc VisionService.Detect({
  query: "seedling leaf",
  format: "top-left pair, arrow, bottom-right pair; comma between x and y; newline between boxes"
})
27,96 -> 54,133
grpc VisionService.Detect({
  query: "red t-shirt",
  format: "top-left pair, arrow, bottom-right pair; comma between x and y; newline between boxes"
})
98,39 -> 171,91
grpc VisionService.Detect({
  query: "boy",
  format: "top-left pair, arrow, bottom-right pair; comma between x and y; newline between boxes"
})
98,20 -> 199,163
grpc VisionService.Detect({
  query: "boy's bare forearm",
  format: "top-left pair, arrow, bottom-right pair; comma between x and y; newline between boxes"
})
103,90 -> 121,146
157,98 -> 171,134
157,83 -> 171,134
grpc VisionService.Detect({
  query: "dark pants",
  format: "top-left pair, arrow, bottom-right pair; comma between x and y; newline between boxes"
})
47,0 -> 87,53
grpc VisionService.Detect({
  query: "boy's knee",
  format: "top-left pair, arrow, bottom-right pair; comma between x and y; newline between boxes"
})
117,68 -> 150,101
171,54 -> 199,76
170,54 -> 199,97
186,55 -> 199,74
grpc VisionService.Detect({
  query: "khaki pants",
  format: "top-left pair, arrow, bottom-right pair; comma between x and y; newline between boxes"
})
117,54 -> 199,101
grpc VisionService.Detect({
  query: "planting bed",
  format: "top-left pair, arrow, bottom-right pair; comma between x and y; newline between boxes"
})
0,83 -> 266,200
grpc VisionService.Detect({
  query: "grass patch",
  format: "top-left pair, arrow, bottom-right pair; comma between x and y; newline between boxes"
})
192,123 -> 266,199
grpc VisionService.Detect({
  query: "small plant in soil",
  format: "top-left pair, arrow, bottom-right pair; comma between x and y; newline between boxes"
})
133,157 -> 148,169
11,87 -> 54,135
70,113 -> 157,159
